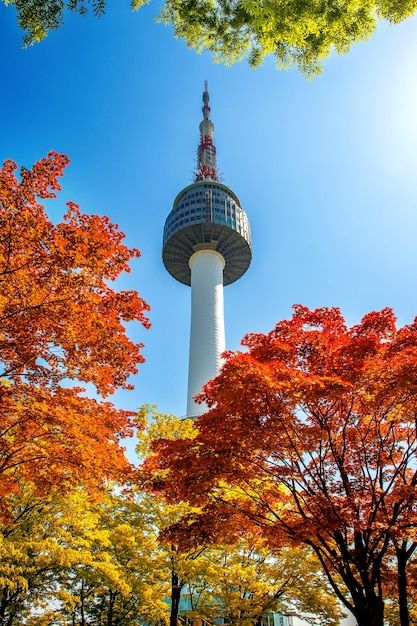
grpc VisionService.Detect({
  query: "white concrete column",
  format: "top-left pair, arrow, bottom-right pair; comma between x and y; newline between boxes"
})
186,250 -> 225,417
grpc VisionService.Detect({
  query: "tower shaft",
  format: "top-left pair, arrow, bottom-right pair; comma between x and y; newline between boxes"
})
187,250 -> 225,417
163,83 -> 251,418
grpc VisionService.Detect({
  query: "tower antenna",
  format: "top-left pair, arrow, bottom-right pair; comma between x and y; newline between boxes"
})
196,81 -> 217,181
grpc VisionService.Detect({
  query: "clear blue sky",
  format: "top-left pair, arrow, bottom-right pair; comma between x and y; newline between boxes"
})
2,2 -> 417,457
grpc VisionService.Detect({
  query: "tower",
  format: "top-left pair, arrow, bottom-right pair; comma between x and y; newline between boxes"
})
163,83 -> 252,417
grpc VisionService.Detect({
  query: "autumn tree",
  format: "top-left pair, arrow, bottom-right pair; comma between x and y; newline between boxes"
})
4,0 -> 417,74
49,493 -> 169,626
137,406 -> 209,626
145,306 -> 417,626
182,540 -> 341,626
138,406 -> 341,626
0,482 -> 169,626
0,484 -> 127,625
0,151 -> 149,508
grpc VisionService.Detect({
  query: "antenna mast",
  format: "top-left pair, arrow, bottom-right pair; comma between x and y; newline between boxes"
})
195,81 -> 218,181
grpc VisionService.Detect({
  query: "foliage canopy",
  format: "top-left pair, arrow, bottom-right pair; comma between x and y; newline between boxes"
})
0,483 -> 170,625
0,151 -> 149,506
4,0 -> 417,73
145,306 -> 417,626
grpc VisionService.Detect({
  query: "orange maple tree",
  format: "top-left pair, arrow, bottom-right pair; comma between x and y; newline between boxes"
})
0,151 -> 150,507
146,306 -> 417,626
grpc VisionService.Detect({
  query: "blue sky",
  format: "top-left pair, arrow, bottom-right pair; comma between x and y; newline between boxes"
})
2,2 -> 417,457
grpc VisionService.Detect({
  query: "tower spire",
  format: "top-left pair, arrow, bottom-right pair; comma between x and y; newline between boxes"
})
195,81 -> 218,181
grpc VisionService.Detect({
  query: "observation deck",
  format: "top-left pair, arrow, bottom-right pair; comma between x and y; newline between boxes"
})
163,180 -> 252,286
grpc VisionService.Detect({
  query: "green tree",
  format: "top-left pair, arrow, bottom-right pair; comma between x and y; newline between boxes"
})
4,0 -> 417,74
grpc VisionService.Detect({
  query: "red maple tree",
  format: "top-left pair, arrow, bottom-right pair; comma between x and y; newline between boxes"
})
146,306 -> 417,626
0,152 -> 150,508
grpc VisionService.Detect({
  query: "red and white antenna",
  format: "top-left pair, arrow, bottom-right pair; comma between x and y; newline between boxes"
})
195,81 -> 218,181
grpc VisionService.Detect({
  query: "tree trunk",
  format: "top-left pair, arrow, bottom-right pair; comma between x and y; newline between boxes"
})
396,545 -> 410,626
108,590 -> 116,626
170,571 -> 183,626
80,579 -> 86,626
0,588 -> 18,626
352,591 -> 384,626
0,589 -> 9,626
319,532 -> 386,626
5,614 -> 13,626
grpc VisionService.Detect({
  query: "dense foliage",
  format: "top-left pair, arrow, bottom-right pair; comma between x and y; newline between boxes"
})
4,0 -> 417,73
0,411 -> 341,626
0,152 -> 149,507
0,484 -> 169,625
145,307 -> 417,626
